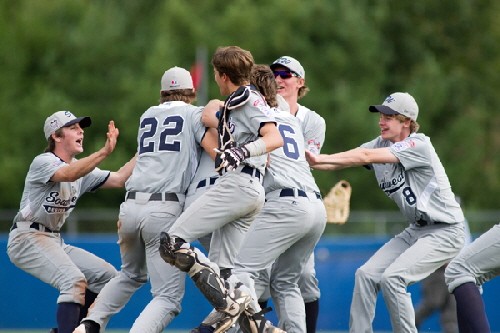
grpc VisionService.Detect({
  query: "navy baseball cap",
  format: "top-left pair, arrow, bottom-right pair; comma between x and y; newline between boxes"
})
44,111 -> 91,140
369,92 -> 419,121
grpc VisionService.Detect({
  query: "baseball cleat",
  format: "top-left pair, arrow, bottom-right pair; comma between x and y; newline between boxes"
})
72,320 -> 99,333
195,288 -> 252,333
239,308 -> 286,333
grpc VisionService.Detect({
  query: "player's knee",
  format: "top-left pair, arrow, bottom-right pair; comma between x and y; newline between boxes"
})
444,260 -> 475,293
87,263 -> 118,292
354,265 -> 373,283
59,276 -> 87,305
380,270 -> 406,293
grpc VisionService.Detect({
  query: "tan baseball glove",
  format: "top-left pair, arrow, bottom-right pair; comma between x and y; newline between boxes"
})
323,180 -> 352,224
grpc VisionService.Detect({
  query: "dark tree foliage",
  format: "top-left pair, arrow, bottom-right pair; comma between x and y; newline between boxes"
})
1,0 -> 498,221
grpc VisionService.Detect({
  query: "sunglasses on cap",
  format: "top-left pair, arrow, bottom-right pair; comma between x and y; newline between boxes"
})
273,70 -> 299,79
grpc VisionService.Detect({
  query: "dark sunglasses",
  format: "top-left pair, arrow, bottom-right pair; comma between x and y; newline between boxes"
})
273,70 -> 299,79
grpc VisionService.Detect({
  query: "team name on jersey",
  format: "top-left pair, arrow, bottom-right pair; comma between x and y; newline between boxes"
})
379,171 -> 406,195
43,191 -> 77,213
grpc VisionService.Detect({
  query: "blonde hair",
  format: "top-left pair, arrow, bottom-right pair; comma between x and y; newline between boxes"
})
298,85 -> 310,99
395,114 -> 420,133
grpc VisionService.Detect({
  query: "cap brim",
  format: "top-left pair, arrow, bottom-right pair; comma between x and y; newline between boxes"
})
369,105 -> 399,115
270,63 -> 290,72
64,116 -> 92,128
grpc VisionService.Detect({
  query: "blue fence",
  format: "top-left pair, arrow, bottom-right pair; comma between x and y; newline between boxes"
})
1,234 -> 499,331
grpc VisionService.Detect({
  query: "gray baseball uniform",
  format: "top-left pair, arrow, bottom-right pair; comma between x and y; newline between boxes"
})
168,88 -> 274,270
349,133 -> 466,333
255,103 -> 326,305
7,153 -> 117,306
233,109 -> 326,332
83,101 -> 205,333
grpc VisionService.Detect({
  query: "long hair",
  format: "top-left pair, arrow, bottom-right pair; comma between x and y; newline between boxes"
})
211,46 -> 254,86
251,64 -> 278,108
44,128 -> 64,152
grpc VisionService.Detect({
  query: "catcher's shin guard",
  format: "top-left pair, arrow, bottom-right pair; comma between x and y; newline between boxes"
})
159,232 -> 249,317
196,288 -> 252,333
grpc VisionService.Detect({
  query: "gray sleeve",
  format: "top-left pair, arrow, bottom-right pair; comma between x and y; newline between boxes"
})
389,136 -> 430,170
243,94 -> 276,135
27,154 -> 65,184
80,167 -> 111,193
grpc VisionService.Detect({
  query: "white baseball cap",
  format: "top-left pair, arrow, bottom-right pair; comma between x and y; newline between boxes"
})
161,66 -> 194,91
270,56 -> 305,79
44,111 -> 91,140
369,92 -> 419,121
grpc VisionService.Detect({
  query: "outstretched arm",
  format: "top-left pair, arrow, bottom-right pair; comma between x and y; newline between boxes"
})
306,147 -> 399,170
51,121 -> 120,182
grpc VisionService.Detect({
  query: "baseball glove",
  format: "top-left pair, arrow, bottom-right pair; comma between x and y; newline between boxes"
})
323,180 -> 352,224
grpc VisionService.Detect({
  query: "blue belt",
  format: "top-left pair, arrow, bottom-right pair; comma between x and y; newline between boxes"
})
126,192 -> 178,202
279,188 -> 322,199
196,176 -> 219,189
240,165 -> 262,180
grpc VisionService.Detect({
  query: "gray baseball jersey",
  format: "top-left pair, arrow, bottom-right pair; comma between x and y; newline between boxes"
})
126,101 -> 205,193
169,87 -> 275,270
7,153 -> 116,306
83,101 -> 206,333
13,153 -> 109,231
234,109 -> 326,332
350,133 -> 466,333
361,133 -> 464,224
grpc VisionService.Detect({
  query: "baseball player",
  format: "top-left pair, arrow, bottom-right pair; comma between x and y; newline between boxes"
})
227,64 -> 327,333
258,55 -> 326,333
6,111 -> 135,333
306,92 -> 466,333
445,221 -> 500,332
73,67 -> 211,333
159,46 -> 284,333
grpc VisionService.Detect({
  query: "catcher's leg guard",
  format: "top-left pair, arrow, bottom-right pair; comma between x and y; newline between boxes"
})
159,232 -> 250,318
239,308 -> 286,333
